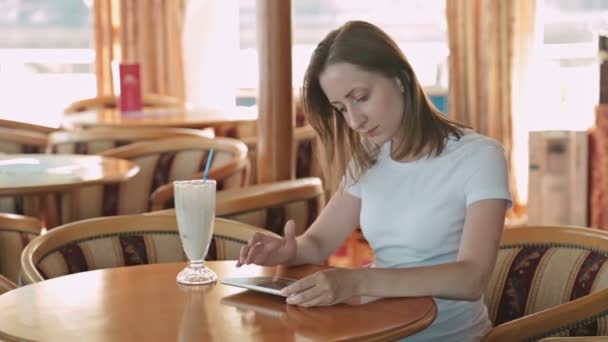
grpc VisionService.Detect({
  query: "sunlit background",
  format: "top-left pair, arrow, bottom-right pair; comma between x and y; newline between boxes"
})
1,0 -> 607,204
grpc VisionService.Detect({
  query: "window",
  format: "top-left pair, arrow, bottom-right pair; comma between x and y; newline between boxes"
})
514,0 -> 608,203
236,0 -> 448,109
0,0 -> 95,127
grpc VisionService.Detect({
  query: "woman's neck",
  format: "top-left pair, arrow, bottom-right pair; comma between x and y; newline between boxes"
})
389,140 -> 431,163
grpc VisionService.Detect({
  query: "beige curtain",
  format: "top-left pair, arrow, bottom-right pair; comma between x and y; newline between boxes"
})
93,0 -> 185,101
446,0 -> 537,214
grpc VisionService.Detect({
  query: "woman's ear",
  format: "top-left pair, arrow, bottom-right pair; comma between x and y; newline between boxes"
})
395,77 -> 405,93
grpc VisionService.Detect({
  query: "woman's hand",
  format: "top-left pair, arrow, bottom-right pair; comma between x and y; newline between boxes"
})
236,220 -> 298,267
281,268 -> 362,307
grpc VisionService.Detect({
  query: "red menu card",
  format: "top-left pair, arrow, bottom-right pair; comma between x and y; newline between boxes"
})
119,63 -> 143,113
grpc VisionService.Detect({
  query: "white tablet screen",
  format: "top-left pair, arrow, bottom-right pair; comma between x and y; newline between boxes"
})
221,276 -> 296,296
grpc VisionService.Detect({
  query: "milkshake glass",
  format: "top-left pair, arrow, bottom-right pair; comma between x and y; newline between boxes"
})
174,179 -> 217,285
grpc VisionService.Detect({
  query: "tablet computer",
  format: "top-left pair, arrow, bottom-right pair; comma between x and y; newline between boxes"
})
221,276 -> 297,296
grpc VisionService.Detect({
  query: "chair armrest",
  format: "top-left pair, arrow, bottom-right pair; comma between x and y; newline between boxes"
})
149,182 -> 175,212
0,274 -> 16,295
241,135 -> 257,151
215,177 -> 324,216
484,289 -> 608,342
148,160 -> 250,212
149,177 -> 324,217
0,213 -> 43,234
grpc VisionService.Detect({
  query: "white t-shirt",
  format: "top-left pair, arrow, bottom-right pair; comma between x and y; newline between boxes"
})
346,131 -> 512,342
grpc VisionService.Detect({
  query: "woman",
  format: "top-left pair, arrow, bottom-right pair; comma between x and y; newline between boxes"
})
237,20 -> 511,341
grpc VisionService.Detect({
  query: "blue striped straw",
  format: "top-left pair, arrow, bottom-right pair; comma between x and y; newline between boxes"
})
202,149 -> 215,181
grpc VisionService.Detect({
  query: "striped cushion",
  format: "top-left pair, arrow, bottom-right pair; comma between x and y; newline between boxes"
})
0,229 -> 38,283
0,141 -> 42,154
0,196 -> 40,216
36,231 -> 251,279
485,245 -> 608,337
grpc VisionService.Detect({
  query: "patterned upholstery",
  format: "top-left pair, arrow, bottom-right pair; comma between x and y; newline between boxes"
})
0,274 -> 16,295
0,213 -> 42,284
149,177 -> 326,236
57,136 -> 248,224
47,127 -> 214,155
218,178 -> 325,236
242,125 -> 324,185
484,226 -> 608,342
0,127 -> 47,154
21,215 -> 279,283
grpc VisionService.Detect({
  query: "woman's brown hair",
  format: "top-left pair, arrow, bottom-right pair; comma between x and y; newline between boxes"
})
302,20 -> 467,192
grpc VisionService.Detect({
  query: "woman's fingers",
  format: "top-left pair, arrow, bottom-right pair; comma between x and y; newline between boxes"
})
283,220 -> 296,241
286,285 -> 326,307
281,275 -> 315,297
237,234 -> 261,266
243,242 -> 264,265
236,244 -> 250,267
237,228 -> 292,267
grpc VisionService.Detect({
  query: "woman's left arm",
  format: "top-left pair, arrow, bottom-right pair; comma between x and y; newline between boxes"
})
282,198 -> 508,307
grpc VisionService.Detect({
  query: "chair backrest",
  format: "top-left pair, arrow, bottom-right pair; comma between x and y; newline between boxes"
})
48,127 -> 214,154
0,118 -> 58,134
21,214 -> 278,283
150,177 -> 325,236
63,94 -> 183,114
242,125 -> 324,185
0,274 -> 16,295
217,177 -> 325,235
58,136 -> 248,223
485,225 -> 608,339
0,213 -> 42,284
0,127 -> 48,154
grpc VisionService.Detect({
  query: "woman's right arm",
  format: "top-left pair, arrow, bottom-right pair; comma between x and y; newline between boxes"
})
238,190 -> 361,267
288,190 -> 361,265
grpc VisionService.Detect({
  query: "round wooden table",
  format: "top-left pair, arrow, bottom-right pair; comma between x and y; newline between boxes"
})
0,154 -> 139,196
61,107 -> 257,130
0,261 -> 436,342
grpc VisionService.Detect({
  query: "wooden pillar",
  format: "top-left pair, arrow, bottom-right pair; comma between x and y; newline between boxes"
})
256,0 -> 294,183
93,0 -> 115,97
600,35 -> 608,104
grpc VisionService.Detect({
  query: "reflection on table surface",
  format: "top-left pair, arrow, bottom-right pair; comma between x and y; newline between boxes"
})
61,106 -> 258,129
0,154 -> 139,196
0,261 -> 436,342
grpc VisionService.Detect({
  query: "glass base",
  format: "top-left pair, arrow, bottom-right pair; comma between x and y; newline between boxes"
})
176,260 -> 217,285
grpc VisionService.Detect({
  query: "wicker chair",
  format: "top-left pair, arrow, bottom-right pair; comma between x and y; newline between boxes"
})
483,225 -> 608,341
0,127 -> 47,154
21,214 -> 278,283
0,118 -> 57,134
57,136 -> 248,224
150,177 -> 326,236
0,213 -> 42,284
47,127 -> 214,155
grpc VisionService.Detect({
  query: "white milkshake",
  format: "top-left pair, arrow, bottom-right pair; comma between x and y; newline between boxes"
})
174,179 -> 217,285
